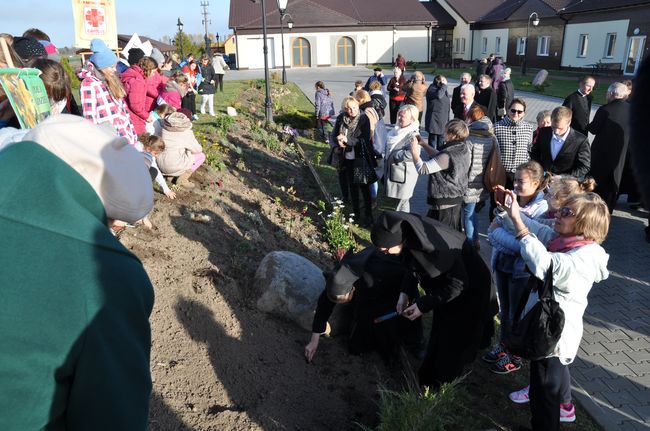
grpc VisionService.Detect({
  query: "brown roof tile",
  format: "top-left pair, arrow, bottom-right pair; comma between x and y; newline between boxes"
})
229,0 -> 453,29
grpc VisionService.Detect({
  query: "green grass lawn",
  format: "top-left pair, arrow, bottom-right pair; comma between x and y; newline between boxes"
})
368,63 -> 610,105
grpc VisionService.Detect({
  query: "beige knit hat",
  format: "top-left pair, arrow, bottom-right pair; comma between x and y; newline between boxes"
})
163,111 -> 192,132
24,115 -> 154,223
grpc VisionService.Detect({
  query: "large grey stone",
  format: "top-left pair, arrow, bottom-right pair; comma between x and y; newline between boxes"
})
532,69 -> 549,87
255,251 -> 331,332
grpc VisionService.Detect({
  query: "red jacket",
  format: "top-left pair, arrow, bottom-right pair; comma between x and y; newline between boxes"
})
120,65 -> 148,135
144,71 -> 164,113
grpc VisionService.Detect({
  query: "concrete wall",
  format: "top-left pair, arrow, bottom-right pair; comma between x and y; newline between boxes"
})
471,28 -> 509,61
235,29 -> 429,69
437,0 -> 471,60
561,20 -> 630,68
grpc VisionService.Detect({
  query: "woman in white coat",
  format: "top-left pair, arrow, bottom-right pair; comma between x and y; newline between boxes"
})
500,190 -> 610,430
384,104 -> 421,212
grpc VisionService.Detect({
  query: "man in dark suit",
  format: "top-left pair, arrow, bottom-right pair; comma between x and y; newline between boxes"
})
497,68 -> 514,121
530,106 -> 591,179
587,82 -> 630,213
475,74 -> 497,122
451,72 -> 472,119
562,76 -> 595,136
458,83 -> 478,121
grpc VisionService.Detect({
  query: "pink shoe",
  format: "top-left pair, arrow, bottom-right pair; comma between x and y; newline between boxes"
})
560,403 -> 576,423
508,385 -> 529,404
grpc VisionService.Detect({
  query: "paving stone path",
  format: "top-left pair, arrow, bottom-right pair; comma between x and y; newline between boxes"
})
228,66 -> 650,430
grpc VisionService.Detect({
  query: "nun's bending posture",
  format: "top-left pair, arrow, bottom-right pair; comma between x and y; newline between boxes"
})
371,210 -> 496,389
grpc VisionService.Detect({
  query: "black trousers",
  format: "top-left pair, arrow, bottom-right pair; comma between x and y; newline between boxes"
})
427,205 -> 462,232
181,92 -> 196,115
529,357 -> 564,431
339,159 -> 372,221
389,99 -> 401,124
215,74 -> 224,92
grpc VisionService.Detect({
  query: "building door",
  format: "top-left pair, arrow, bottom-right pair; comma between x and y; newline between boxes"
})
291,37 -> 311,67
624,36 -> 646,75
246,37 -> 275,69
336,37 -> 355,66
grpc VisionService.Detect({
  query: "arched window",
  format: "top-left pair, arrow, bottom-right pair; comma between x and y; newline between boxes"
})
336,37 -> 355,66
291,37 -> 311,67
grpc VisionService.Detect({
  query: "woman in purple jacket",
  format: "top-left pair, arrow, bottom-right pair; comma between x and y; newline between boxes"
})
315,81 -> 335,141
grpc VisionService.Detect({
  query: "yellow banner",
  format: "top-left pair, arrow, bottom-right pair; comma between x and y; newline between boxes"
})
71,0 -> 118,50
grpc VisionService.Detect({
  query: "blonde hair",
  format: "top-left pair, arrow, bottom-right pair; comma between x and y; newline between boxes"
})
562,193 -> 610,244
412,71 -> 425,82
138,56 -> 158,78
445,119 -> 469,141
341,96 -> 359,110
354,89 -> 371,104
547,176 -> 596,210
398,104 -> 419,123
170,70 -> 188,84
97,67 -> 126,100
369,80 -> 382,91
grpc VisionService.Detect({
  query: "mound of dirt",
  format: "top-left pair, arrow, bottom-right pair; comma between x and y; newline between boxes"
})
119,121 -> 396,430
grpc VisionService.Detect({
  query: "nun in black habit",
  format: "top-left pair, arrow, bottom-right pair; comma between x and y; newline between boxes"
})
371,210 -> 496,389
305,246 -> 422,363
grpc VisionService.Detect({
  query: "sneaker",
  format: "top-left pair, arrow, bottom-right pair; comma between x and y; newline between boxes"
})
192,114 -> 199,121
509,385 -> 530,404
490,353 -> 522,374
560,403 -> 576,423
482,342 -> 506,363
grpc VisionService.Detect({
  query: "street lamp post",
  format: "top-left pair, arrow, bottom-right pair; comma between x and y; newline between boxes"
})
392,25 -> 396,64
251,0 -> 273,122
425,22 -> 432,63
177,18 -> 184,59
277,0 -> 289,85
522,12 -> 540,75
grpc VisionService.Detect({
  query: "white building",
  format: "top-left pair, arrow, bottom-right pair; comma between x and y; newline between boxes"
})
228,0 -> 455,69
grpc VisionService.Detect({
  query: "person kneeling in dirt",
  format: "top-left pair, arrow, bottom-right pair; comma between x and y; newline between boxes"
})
156,110 -> 206,189
370,210 -> 495,390
305,247 -> 423,363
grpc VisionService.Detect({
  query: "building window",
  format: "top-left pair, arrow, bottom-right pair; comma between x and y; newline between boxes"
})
537,36 -> 550,56
482,37 -> 488,54
461,38 -> 466,53
336,36 -> 354,65
578,34 -> 589,57
495,36 -> 501,54
454,38 -> 465,53
517,37 -> 526,55
291,37 -> 311,67
604,33 -> 616,58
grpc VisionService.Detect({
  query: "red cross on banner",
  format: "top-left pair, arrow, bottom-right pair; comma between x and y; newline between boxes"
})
85,9 -> 105,28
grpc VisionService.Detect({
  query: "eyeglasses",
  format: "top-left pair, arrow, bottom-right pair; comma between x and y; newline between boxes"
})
557,206 -> 576,218
510,109 -> 525,114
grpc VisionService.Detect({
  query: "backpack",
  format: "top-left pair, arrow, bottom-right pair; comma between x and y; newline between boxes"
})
506,261 -> 565,361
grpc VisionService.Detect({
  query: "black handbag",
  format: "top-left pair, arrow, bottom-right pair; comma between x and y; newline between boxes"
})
352,141 -> 378,185
506,262 -> 565,361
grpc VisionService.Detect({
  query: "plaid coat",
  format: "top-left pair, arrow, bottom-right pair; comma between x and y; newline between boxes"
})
79,62 -> 138,146
493,116 -> 535,173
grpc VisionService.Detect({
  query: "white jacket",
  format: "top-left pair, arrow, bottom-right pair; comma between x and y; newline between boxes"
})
519,221 -> 609,364
212,55 -> 229,74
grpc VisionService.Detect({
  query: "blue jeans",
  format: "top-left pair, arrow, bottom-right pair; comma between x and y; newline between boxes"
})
370,181 -> 378,199
495,269 -> 531,343
462,202 -> 479,242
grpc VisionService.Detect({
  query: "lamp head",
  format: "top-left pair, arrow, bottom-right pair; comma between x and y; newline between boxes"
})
277,0 -> 288,12
177,18 -> 183,31
287,19 -> 294,30
533,18 -> 540,26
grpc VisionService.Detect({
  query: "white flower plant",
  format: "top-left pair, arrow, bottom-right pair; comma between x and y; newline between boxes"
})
317,198 -> 357,261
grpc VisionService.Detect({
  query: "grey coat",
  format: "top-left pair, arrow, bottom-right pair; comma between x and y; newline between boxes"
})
384,133 -> 419,200
464,117 -> 496,203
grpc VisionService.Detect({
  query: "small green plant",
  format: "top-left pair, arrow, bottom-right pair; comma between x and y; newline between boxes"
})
318,199 -> 356,260
314,151 -> 323,166
205,144 -> 226,171
214,115 -> 235,135
358,378 -> 472,431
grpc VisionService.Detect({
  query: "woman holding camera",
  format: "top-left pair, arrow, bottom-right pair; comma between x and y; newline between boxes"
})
499,191 -> 610,430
